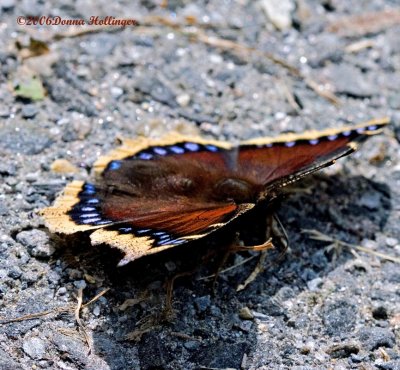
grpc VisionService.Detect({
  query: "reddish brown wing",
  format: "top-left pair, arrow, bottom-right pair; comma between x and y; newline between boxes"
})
237,120 -> 388,190
101,197 -> 238,235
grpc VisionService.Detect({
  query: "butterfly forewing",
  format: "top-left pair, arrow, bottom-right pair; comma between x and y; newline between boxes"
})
237,119 -> 388,190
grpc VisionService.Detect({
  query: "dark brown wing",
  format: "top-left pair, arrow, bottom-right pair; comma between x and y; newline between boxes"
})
237,118 -> 389,190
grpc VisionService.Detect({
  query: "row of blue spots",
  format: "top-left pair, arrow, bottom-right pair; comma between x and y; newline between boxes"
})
252,124 -> 381,149
107,160 -> 122,171
104,142 -> 222,171
70,205 -> 112,225
80,183 -> 96,196
116,226 -> 187,246
105,126 -> 382,171
135,142 -> 220,159
69,183 -> 112,226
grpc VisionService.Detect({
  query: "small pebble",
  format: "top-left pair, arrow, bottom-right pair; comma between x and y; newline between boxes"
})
93,305 -> 100,316
57,287 -> 67,295
194,295 -> 211,313
164,261 -> 176,272
73,280 -> 87,290
0,0 -> 15,10
260,0 -> 295,30
358,327 -> 395,350
359,192 -> 381,210
16,229 -> 55,258
307,277 -> 323,291
50,159 -> 79,174
184,340 -> 199,350
8,266 -> 22,279
386,237 -> 398,247
21,104 -> 38,119
176,94 -> 190,107
0,109 -> 10,118
111,86 -> 124,99
239,307 -> 254,320
22,337 -> 46,359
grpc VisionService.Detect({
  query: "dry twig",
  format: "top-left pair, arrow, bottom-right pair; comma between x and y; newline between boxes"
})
48,14 -> 339,105
0,306 -> 72,325
0,288 -> 110,355
197,255 -> 256,281
303,229 -> 400,264
74,288 -> 92,355
327,9 -> 400,37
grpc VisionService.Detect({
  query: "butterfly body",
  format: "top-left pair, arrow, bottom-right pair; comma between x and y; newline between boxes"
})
41,118 -> 389,263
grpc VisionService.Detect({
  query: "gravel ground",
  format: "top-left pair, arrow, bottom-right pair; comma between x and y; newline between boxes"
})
1,0 -> 400,369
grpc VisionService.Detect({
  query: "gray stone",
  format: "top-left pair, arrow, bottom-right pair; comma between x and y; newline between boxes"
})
84,34 -> 118,57
52,333 -> 88,365
325,64 -> 375,98
57,287 -> 67,295
308,34 -> 344,67
21,104 -> 38,119
73,280 -> 87,289
0,108 -> 10,118
134,76 -> 177,108
47,270 -> 61,285
0,0 -> 15,10
359,192 -> 381,210
8,266 -> 22,279
350,352 -> 368,363
358,327 -> 396,350
0,200 -> 8,216
194,295 -> 211,313
307,277 -> 323,291
21,269 -> 40,284
22,337 -> 46,359
323,300 -> 357,335
111,86 -> 124,99
178,110 -> 218,125
0,162 -> 17,176
184,340 -> 200,350
0,348 -> 19,370
16,229 -> 55,258
376,360 -> 400,370
210,305 -> 223,317
260,0 -> 295,30
93,305 -> 100,316
0,122 -> 52,155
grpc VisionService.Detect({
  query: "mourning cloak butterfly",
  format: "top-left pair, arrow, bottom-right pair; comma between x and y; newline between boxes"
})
42,118 -> 389,264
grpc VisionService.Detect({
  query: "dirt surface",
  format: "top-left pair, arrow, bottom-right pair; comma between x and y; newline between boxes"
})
0,0 -> 400,369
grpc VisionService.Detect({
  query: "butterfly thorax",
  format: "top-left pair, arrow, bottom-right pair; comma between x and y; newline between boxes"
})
212,177 -> 260,204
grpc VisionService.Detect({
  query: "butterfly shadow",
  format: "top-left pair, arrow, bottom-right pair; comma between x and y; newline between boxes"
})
56,173 -> 391,370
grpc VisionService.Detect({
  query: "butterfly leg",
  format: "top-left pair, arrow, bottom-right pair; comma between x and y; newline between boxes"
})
164,270 -> 196,319
236,213 -> 289,291
209,233 -> 275,290
270,213 -> 290,258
